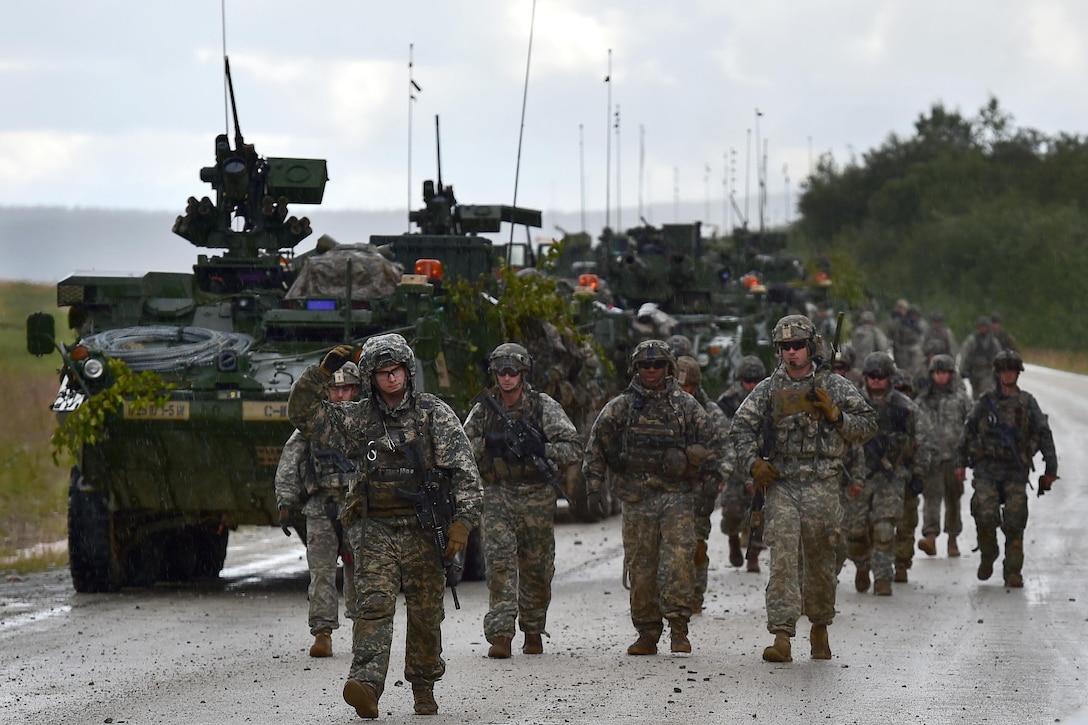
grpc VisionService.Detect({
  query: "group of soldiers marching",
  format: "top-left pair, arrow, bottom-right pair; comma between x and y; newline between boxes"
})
273,306 -> 1058,718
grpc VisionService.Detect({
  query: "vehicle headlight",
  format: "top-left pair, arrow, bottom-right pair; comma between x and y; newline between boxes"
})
83,358 -> 105,379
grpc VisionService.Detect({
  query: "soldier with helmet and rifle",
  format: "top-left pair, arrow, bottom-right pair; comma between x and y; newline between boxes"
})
288,333 -> 482,719
955,349 -> 1058,588
275,361 -> 363,659
730,315 -> 875,663
582,340 -> 723,656
462,342 -> 583,659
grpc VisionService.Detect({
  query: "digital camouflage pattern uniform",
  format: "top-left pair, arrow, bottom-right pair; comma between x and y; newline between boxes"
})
731,365 -> 876,637
288,363 -> 482,700
462,382 -> 582,648
958,320 -> 1002,400
687,386 -> 733,610
275,429 -> 358,635
717,369 -> 764,570
582,373 -> 722,648
956,374 -> 1057,584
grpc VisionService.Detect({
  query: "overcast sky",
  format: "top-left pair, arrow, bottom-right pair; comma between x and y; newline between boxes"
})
3,0 -> 1088,233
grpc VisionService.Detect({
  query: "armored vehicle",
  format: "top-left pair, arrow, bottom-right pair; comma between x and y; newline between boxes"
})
25,60 -> 440,592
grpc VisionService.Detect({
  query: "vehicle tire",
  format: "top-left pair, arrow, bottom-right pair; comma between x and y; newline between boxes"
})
461,526 -> 487,581
163,524 -> 229,580
67,467 -> 121,593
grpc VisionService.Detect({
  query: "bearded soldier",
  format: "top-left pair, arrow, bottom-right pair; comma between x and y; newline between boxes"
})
582,340 -> 722,655
956,350 -> 1058,587
288,334 -> 482,719
730,315 -> 876,662
462,343 -> 582,658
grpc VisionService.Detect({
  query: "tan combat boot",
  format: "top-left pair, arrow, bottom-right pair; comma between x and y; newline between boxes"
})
894,565 -> 909,583
762,632 -> 792,662
855,566 -> 870,593
947,536 -> 960,557
810,624 -> 831,660
746,550 -> 761,573
669,621 -> 691,654
343,678 -> 380,719
918,533 -> 937,556
728,534 -> 743,567
412,684 -> 438,715
488,635 -> 512,659
309,629 -> 333,658
978,559 -> 994,581
873,578 -> 893,596
523,632 -> 543,655
627,634 -> 658,656
1005,572 -> 1024,588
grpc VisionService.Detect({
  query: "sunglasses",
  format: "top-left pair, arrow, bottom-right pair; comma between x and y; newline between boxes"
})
779,341 -> 807,351
637,360 -> 668,370
495,367 -> 521,377
866,372 -> 888,380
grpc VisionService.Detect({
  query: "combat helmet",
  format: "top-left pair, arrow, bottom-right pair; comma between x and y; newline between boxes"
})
488,342 -> 532,376
675,355 -> 701,387
629,339 -> 676,375
928,354 -> 956,374
666,334 -> 695,359
832,344 -> 856,370
862,351 -> 896,379
772,314 -> 821,355
359,333 -> 416,384
737,355 -> 767,382
993,349 -> 1024,372
331,360 -> 361,387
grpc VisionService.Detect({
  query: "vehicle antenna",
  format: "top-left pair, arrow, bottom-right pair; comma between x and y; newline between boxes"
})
507,0 -> 538,260
408,44 -> 420,231
220,0 -> 228,137
434,114 -> 442,193
224,57 -> 244,151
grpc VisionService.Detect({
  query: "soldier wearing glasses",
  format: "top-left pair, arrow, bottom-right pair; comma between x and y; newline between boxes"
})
462,343 -> 582,659
582,340 -> 722,656
730,315 -> 875,663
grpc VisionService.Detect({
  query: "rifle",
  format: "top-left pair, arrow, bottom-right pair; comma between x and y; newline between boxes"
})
396,440 -> 462,609
746,400 -> 775,560
477,391 -> 573,507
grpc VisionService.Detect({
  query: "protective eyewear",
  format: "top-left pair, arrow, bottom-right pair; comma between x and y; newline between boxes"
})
495,367 -> 521,377
865,372 -> 888,380
637,360 -> 668,370
779,340 -> 807,351
374,366 -> 405,379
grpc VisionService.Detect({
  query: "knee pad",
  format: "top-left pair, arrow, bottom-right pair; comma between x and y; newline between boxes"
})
873,521 -> 895,546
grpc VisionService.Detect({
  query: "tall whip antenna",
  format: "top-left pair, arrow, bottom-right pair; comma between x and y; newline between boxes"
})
221,0 -> 229,136
507,0 -> 537,255
408,44 -> 421,231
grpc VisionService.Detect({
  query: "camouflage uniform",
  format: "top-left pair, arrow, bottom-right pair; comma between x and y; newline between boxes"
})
958,318 -> 1002,400
288,339 -> 481,705
956,354 -> 1057,585
921,313 -> 958,358
275,430 -> 358,635
914,356 -> 973,551
463,380 -> 582,649
582,343 -> 722,651
730,356 -> 876,639
849,312 -> 891,369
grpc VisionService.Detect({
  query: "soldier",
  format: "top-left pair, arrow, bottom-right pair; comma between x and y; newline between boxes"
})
958,316 -> 1003,400
275,362 -> 362,658
831,344 -> 863,389
989,312 -> 1020,353
462,343 -> 582,658
666,333 -> 695,360
582,340 -> 722,655
675,355 -> 734,612
956,350 -> 1058,587
288,334 -> 482,719
731,315 -> 876,662
914,354 -> 972,558
889,303 -> 925,381
849,310 -> 891,370
717,355 -> 768,572
921,310 -> 957,358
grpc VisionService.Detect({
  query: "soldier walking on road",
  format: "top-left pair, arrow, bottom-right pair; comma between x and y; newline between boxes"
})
275,362 -> 362,658
914,355 -> 972,558
462,343 -> 582,659
717,355 -> 769,572
959,316 -> 1003,400
675,355 -> 734,612
582,340 -> 722,655
850,311 -> 891,371
956,350 -> 1058,588
730,315 -> 876,662
289,334 -> 482,719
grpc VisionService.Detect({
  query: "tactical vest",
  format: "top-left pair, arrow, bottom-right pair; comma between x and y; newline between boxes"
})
305,448 -> 351,499
864,394 -> 913,475
478,391 -> 547,485
764,372 -> 847,461
971,392 -> 1033,467
615,390 -> 690,481
358,395 -> 433,517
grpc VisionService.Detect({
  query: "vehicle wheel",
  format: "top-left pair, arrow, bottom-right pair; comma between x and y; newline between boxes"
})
461,526 -> 487,581
162,524 -> 229,580
67,467 -> 121,593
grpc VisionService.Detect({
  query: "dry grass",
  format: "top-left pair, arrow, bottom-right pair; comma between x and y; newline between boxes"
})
1025,348 -> 1088,375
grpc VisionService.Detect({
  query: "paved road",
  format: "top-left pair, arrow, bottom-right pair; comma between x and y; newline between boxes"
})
2,364 -> 1086,724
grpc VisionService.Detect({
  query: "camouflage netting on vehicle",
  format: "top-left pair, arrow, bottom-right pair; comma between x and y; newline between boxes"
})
286,242 -> 404,301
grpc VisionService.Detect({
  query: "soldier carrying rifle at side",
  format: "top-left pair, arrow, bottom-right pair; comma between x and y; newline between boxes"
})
463,342 -> 583,659
730,315 -> 875,663
289,333 -> 482,719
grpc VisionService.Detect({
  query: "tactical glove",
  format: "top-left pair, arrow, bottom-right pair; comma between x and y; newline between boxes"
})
524,434 -> 546,458
444,520 -> 471,559
809,387 -> 841,423
750,459 -> 779,491
1038,473 -> 1058,497
321,344 -> 356,376
278,506 -> 292,527
586,491 -> 609,520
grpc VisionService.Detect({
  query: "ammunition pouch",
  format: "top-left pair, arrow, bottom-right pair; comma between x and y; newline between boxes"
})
367,467 -> 422,517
